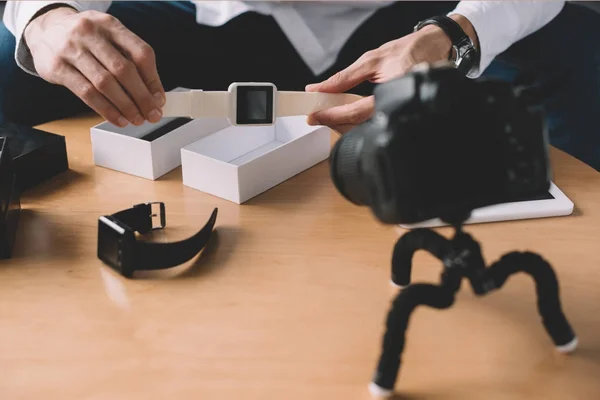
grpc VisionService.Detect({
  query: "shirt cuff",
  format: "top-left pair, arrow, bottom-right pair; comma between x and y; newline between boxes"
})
9,1 -> 86,77
448,1 -> 565,79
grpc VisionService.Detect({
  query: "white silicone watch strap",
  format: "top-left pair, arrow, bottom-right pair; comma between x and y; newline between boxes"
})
161,91 -> 192,117
198,92 -> 230,118
162,89 -> 362,119
162,91 -> 229,118
276,91 -> 362,116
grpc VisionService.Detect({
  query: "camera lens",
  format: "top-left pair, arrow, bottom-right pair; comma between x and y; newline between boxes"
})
329,125 -> 369,206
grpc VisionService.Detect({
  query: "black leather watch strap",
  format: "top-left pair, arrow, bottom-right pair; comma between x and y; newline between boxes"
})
415,16 -> 467,50
108,203 -> 217,272
134,208 -> 217,271
414,15 -> 479,75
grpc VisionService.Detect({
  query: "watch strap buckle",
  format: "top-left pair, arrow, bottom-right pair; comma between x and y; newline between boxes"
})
148,202 -> 166,230
133,202 -> 166,231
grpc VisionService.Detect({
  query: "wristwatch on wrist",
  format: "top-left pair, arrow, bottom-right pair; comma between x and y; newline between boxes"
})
97,202 -> 217,278
414,15 -> 480,76
161,82 -> 363,126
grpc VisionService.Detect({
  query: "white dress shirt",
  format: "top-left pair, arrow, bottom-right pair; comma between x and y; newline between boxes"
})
3,1 -> 565,79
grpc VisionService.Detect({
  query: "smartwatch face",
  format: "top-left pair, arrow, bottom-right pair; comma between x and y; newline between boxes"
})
235,85 -> 274,125
97,216 -> 132,275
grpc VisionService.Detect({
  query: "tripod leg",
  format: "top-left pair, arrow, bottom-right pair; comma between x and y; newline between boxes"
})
479,251 -> 577,352
391,229 -> 453,288
369,283 -> 456,397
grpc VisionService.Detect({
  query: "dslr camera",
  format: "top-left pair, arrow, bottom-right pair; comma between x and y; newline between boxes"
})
336,64 -> 579,398
330,63 -> 551,225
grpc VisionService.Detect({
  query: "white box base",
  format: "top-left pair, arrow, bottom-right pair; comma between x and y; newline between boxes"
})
90,88 -> 232,180
91,117 -> 230,180
181,116 -> 331,204
399,181 -> 574,228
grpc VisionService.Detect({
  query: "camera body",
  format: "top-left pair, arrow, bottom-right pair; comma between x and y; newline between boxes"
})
330,63 -> 551,225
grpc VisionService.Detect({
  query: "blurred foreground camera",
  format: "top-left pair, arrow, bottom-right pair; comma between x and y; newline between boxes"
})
330,62 -> 550,225
334,64 -> 578,399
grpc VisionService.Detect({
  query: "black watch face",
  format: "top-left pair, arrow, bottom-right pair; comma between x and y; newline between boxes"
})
236,85 -> 274,125
97,217 -> 133,276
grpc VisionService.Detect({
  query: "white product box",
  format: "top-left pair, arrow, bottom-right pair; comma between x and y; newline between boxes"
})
181,115 -> 331,204
90,116 -> 230,180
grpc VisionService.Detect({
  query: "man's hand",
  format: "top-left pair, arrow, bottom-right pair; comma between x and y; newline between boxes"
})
24,7 -> 165,127
305,15 -> 478,133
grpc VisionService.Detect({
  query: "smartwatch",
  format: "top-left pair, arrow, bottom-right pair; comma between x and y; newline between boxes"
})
161,82 -> 363,126
97,202 -> 217,278
414,15 -> 479,76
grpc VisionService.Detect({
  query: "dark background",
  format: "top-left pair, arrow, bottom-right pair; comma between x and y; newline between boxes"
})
1,2 -> 600,19
0,2 -> 599,37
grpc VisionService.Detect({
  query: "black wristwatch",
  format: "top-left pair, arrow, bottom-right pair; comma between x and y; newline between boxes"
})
414,15 -> 479,76
97,202 -> 218,278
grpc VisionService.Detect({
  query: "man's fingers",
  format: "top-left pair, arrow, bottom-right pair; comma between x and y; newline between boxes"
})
71,50 -> 144,125
108,23 -> 165,105
61,65 -> 128,127
330,124 -> 358,134
88,35 -> 162,123
306,50 -> 379,93
307,96 -> 375,127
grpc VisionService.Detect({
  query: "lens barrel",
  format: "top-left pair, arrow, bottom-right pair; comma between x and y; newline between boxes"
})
329,126 -> 370,206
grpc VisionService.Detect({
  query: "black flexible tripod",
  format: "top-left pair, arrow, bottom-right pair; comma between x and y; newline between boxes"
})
369,214 -> 578,397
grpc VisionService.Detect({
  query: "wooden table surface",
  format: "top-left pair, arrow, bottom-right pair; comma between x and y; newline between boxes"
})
1,115 -> 599,400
